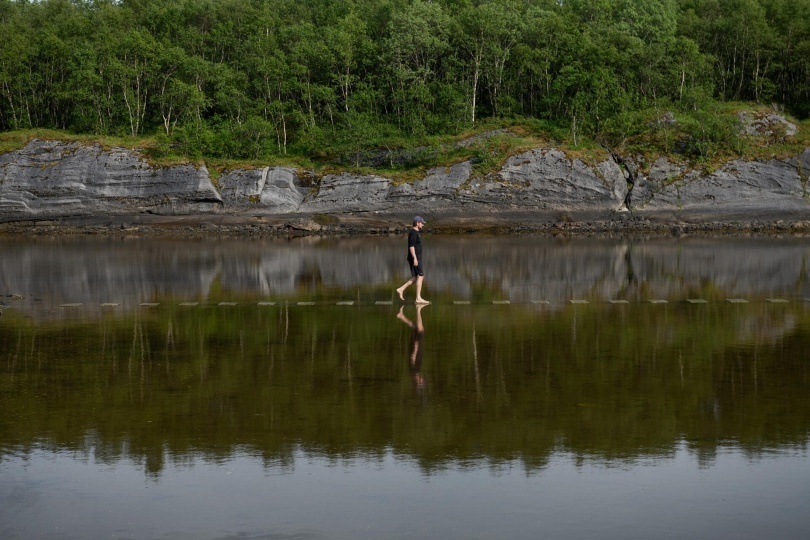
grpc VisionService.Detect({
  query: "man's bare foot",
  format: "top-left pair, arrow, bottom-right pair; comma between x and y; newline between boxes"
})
415,299 -> 430,304
396,288 -> 405,301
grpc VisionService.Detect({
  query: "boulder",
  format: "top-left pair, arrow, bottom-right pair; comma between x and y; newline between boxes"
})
738,111 -> 798,139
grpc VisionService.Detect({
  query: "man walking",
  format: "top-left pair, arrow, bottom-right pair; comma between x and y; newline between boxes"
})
396,216 -> 429,304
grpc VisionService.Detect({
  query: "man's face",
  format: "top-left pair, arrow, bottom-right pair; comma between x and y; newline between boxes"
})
416,221 -> 424,231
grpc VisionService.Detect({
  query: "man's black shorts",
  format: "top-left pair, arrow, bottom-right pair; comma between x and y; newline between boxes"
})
409,262 -> 424,277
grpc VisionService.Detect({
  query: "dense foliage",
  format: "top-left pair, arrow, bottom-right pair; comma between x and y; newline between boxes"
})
0,0 -> 807,160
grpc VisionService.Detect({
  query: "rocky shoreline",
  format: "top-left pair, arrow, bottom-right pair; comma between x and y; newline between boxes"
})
1,134 -> 808,237
2,211 -> 809,239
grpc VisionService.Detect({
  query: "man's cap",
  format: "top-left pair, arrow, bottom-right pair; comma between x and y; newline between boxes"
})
413,216 -> 426,223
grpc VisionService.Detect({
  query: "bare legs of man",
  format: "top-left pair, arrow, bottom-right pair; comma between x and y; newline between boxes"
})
396,275 -> 429,304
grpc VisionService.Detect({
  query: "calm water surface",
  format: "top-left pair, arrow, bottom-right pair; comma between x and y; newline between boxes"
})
1,235 -> 809,539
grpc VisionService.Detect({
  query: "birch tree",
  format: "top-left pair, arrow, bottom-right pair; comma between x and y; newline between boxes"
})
114,29 -> 157,136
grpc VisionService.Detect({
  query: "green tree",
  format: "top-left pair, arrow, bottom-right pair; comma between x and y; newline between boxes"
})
458,0 -> 523,123
113,29 -> 158,136
677,0 -> 784,104
759,0 -> 810,116
384,0 -> 452,134
326,12 -> 373,114
514,4 -> 571,119
0,2 -> 30,130
154,45 -> 207,137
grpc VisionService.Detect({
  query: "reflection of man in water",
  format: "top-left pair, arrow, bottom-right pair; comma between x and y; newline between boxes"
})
397,305 -> 426,394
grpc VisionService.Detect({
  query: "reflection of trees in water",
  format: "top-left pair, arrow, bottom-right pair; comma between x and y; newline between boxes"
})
1,301 -> 808,477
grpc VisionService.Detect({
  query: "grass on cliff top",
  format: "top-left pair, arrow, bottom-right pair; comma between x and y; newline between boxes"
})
315,125 -> 550,185
614,102 -> 809,174
0,120 -> 593,182
0,129 -> 158,155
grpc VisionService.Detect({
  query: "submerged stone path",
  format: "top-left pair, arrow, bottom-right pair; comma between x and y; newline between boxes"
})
40,297 -> 804,310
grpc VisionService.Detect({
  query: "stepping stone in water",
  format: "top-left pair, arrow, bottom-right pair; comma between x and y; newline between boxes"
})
726,299 -> 748,303
686,299 -> 708,304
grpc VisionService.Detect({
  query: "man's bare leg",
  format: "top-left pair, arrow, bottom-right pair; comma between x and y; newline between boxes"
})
396,277 -> 415,301
414,276 -> 429,304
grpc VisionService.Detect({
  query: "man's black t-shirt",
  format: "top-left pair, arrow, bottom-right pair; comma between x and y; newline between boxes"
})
408,228 -> 422,262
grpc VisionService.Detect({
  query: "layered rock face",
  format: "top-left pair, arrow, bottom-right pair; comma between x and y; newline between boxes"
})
630,151 -> 810,218
1,138 -> 808,222
459,148 -> 627,211
218,167 -> 307,212
0,139 -> 222,218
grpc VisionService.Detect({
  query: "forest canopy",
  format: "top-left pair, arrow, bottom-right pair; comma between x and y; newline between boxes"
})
0,0 -> 807,162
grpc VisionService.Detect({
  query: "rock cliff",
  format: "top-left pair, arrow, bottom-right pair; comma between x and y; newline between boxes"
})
1,138 -> 808,225
0,139 -> 222,218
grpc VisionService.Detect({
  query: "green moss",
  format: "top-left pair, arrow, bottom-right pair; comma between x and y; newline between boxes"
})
207,166 -> 222,186
313,213 -> 338,225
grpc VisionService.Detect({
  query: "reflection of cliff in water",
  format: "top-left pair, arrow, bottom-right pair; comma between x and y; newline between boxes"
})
1,236 -> 810,320
1,299 -> 808,477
